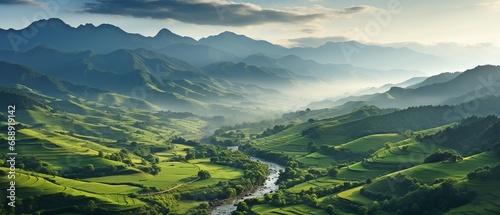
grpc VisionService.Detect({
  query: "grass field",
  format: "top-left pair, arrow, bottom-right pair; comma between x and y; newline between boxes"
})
361,151 -> 500,199
336,134 -> 407,153
446,180 -> 500,215
397,151 -> 499,182
337,186 -> 374,207
187,158 -> 244,187
287,177 -> 345,193
293,134 -> 407,167
296,152 -> 336,167
86,158 -> 244,191
336,162 -> 390,181
252,204 -> 330,215
156,144 -> 193,161
367,140 -> 437,164
86,161 -> 199,189
0,168 -> 145,211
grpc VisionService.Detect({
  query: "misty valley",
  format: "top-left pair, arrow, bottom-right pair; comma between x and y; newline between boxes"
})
1,18 -> 500,215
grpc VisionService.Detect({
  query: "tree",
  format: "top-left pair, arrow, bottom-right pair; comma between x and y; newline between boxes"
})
185,152 -> 195,160
326,204 -> 335,214
198,202 -> 209,210
86,200 -> 97,214
198,170 -> 211,180
271,192 -> 286,206
384,142 -> 393,149
328,167 -> 339,177
83,164 -> 95,173
224,188 -> 237,198
130,141 -> 138,147
371,201 -> 380,211
237,201 -> 249,211
98,150 -> 104,157
357,206 -> 368,215
410,203 -> 421,214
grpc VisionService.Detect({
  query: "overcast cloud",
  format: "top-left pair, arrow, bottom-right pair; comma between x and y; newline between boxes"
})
83,0 -> 373,26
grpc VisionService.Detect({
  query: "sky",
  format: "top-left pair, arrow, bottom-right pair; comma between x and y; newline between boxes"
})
0,0 -> 500,49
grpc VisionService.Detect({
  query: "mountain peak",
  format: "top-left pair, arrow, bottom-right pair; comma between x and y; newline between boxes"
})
280,55 -> 304,61
219,31 -> 239,36
155,28 -> 175,37
77,23 -> 96,28
322,40 -> 365,47
212,31 -> 249,40
96,23 -> 124,31
30,18 -> 70,28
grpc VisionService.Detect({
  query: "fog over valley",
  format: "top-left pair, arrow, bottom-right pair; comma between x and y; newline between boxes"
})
1,1 -> 500,215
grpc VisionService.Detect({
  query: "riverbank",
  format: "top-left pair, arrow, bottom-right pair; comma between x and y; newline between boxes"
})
210,156 -> 285,215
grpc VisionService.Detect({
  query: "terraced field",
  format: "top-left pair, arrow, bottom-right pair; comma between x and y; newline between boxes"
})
397,151 -> 499,182
337,186 -> 374,206
0,168 -> 145,211
252,204 -> 330,215
335,134 -> 407,153
296,152 -> 336,167
336,162 -> 390,181
287,177 -> 345,193
86,161 -> 199,189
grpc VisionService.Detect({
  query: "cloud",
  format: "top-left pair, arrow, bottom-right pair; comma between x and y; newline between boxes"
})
289,36 -> 350,47
83,0 -> 324,26
479,0 -> 500,8
82,0 -> 374,26
0,0 -> 39,5
335,6 -> 375,15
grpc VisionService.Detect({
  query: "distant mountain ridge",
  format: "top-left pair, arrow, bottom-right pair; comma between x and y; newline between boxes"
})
0,61 -> 159,110
240,53 -> 423,82
0,18 -> 196,53
1,18 -> 446,71
0,46 -> 283,113
309,65 -> 500,109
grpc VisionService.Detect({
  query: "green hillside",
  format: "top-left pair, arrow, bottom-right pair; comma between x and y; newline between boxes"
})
224,105 -> 500,215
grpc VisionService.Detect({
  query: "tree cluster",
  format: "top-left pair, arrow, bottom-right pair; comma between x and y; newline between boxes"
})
424,149 -> 463,163
467,163 -> 500,180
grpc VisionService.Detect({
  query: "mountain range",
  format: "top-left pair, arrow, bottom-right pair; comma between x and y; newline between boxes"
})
309,65 -> 500,109
1,18 -> 446,71
2,18 -> 498,117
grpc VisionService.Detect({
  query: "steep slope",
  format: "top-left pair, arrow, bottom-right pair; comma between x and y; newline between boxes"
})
0,47 -> 292,115
203,62 -> 302,90
157,43 -> 240,67
322,65 -> 500,109
407,71 -> 461,89
0,61 -> 159,110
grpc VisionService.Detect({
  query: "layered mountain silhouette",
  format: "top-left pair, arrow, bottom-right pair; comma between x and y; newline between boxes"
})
1,18 -> 446,71
2,18 -> 496,116
0,47 -> 284,113
309,65 -> 500,109
0,61 -> 159,110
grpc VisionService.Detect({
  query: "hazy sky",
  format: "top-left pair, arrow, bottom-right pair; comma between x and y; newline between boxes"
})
0,0 -> 499,48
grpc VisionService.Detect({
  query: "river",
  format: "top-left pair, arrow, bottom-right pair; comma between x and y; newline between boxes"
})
210,146 -> 285,215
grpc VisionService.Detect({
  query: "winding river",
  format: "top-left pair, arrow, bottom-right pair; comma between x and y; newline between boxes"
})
210,147 -> 285,215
